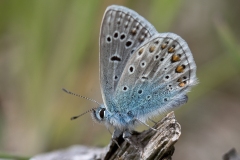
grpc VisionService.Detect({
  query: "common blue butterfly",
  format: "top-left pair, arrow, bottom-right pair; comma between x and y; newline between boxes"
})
73,5 -> 197,143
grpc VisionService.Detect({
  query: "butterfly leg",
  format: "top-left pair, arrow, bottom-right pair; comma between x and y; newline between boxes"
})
111,130 -> 134,159
148,118 -> 157,124
123,130 -> 143,150
111,129 -> 123,149
112,129 -> 122,139
123,130 -> 146,158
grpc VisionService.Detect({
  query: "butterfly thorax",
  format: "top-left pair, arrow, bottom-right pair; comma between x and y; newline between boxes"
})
91,104 -> 137,131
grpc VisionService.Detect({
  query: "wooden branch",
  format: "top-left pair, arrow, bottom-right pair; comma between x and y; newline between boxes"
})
31,111 -> 181,160
104,111 -> 181,160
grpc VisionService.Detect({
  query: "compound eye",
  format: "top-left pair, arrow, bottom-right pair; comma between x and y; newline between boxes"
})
99,108 -> 106,119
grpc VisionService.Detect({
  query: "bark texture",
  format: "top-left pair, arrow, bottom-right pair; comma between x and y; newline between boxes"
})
31,111 -> 181,160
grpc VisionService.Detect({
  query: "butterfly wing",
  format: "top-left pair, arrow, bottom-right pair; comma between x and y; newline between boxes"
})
114,33 -> 197,119
100,5 -> 158,110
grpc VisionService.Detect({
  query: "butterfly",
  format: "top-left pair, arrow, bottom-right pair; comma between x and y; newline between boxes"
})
72,5 -> 197,142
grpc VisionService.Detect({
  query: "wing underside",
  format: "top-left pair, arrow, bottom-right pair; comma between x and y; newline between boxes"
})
99,5 -> 157,110
114,33 -> 197,118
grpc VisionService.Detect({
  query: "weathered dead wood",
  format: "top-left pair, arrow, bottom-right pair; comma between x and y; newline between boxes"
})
104,111 -> 181,160
31,111 -> 181,160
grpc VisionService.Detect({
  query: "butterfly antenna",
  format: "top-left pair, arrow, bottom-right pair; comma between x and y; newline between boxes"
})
62,88 -> 101,105
70,107 -> 97,120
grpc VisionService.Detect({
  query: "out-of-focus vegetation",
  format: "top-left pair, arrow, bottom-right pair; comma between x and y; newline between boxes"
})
0,0 -> 239,159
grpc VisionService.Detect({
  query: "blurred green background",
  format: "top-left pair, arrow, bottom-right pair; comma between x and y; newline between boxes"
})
0,0 -> 239,159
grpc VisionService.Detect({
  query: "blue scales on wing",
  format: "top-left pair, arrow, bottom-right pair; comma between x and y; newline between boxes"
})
114,33 -> 197,121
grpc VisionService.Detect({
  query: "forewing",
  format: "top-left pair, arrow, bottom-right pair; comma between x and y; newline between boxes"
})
100,5 -> 158,110
114,33 -> 197,118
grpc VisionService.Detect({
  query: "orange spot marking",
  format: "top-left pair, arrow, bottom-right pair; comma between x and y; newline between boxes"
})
168,47 -> 175,53
131,28 -> 137,35
171,54 -> 180,62
161,44 -> 167,49
149,46 -> 156,53
179,82 -> 185,87
138,48 -> 144,55
176,65 -> 185,73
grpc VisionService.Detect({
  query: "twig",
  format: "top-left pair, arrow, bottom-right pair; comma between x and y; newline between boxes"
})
31,111 -> 181,160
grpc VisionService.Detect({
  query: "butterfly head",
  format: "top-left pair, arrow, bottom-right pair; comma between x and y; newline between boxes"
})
91,104 -> 138,131
91,104 -> 108,123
